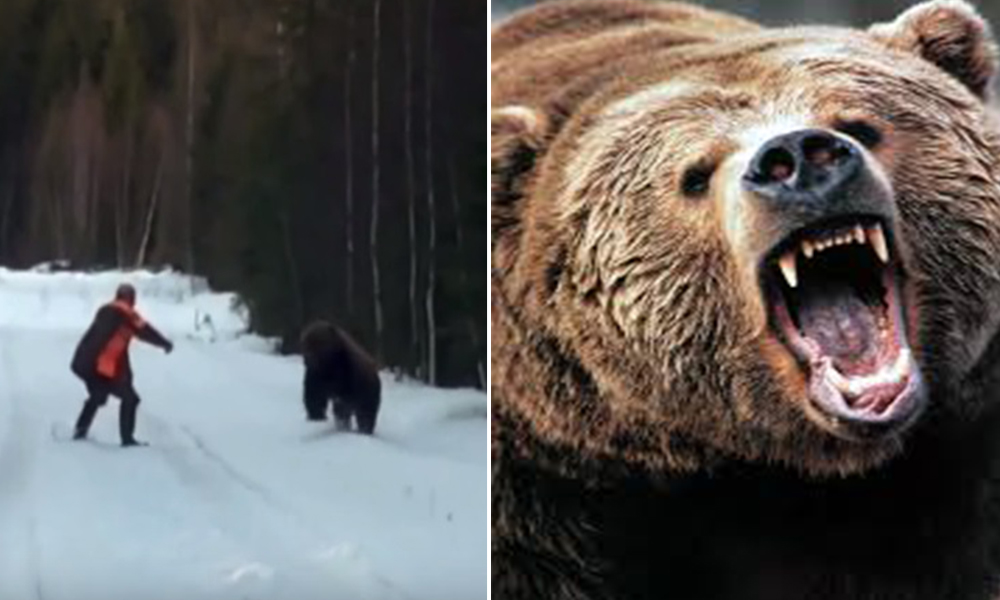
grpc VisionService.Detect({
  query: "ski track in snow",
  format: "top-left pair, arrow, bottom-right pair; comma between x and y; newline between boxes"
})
0,336 -> 47,600
0,270 -> 486,600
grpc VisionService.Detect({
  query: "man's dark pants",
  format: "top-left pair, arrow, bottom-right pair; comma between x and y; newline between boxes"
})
73,375 -> 141,443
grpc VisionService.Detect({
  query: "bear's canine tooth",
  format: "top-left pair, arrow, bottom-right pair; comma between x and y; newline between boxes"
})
888,349 -> 911,383
779,252 -> 798,288
827,364 -> 853,395
868,224 -> 889,263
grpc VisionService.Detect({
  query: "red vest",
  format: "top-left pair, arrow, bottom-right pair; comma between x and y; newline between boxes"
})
95,301 -> 146,378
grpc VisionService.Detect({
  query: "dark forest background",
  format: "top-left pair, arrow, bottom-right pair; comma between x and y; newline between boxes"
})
0,0 -> 486,389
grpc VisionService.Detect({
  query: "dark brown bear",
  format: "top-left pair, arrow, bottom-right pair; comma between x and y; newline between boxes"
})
300,320 -> 381,434
491,1 -> 1000,599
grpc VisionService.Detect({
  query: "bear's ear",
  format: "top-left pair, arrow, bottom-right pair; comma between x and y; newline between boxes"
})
870,0 -> 998,100
492,105 -> 547,242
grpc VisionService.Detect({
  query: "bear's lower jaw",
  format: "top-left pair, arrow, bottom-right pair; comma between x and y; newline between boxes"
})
763,217 -> 928,440
804,352 -> 927,442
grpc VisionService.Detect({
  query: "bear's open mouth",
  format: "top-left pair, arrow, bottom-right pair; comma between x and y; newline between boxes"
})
763,217 -> 926,438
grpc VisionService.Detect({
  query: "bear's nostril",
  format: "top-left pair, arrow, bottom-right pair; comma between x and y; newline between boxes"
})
802,135 -> 847,168
757,147 -> 796,183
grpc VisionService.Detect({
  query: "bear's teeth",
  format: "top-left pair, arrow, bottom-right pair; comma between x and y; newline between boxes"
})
827,364 -> 853,395
888,349 -> 911,383
802,240 -> 815,258
800,223 -> 882,259
868,224 -> 889,263
804,224 -> 886,259
779,252 -> 798,288
825,349 -> 911,399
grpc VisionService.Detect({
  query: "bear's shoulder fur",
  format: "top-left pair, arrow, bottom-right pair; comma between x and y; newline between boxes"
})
300,320 -> 380,387
492,1 -> 1000,598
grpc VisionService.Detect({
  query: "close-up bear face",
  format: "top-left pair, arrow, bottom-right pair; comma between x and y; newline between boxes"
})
492,0 -> 1000,476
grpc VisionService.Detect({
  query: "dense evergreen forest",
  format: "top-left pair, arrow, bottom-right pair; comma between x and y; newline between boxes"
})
0,0 -> 486,388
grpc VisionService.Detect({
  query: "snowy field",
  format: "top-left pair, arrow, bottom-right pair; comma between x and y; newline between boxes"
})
0,266 -> 487,600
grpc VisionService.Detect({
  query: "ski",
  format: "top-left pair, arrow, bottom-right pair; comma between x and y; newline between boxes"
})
50,422 -> 146,449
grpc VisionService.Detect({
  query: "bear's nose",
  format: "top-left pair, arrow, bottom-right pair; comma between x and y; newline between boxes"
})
742,129 -> 861,205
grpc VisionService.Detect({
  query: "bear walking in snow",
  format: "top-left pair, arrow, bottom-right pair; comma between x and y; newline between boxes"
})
491,1 -> 1000,599
300,320 -> 381,434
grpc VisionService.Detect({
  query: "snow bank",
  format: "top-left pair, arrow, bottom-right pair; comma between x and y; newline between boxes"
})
0,266 -> 249,342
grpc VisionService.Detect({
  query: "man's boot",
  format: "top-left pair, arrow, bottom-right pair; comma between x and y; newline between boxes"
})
119,395 -> 146,446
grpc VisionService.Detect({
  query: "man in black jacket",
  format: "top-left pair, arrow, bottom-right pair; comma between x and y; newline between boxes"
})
70,283 -> 173,446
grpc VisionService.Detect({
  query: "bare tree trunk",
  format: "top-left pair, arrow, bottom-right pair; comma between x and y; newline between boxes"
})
39,176 -> 59,262
403,0 -> 420,377
0,175 -> 13,260
276,9 -> 286,80
135,153 -> 165,267
69,83 -> 89,259
53,188 -> 66,260
88,144 -> 102,262
280,210 -> 304,329
114,186 -> 124,268
370,0 -> 384,358
423,0 -> 437,385
117,130 -> 133,267
448,154 -> 465,250
183,0 -> 197,273
448,153 -> 483,388
344,16 -> 356,321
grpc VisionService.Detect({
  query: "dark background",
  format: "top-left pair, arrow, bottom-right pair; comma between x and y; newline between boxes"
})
0,0 -> 486,388
493,0 -> 1000,31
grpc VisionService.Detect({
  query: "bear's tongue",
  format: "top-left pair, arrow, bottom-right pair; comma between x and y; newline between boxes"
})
794,278 -> 887,376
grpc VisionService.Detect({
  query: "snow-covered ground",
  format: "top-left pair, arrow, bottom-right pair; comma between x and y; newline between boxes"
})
0,267 -> 487,600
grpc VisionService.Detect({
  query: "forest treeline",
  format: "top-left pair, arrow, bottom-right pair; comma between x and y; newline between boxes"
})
0,0 -> 485,388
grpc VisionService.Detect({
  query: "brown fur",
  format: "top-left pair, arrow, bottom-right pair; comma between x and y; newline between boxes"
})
492,1 -> 1000,599
301,320 -> 381,434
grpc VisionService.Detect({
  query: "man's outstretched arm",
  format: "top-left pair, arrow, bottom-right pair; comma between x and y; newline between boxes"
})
133,319 -> 173,353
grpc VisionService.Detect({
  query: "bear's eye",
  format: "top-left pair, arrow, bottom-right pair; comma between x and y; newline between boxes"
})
834,120 -> 883,149
680,164 -> 715,198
